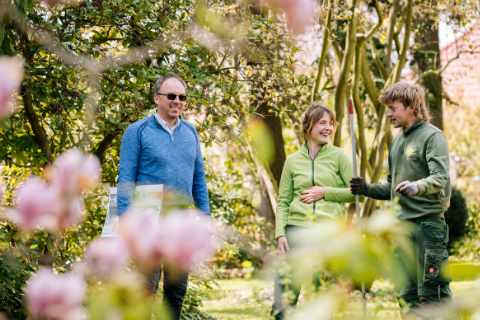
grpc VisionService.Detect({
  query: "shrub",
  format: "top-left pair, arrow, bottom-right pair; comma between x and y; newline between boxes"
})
445,187 -> 469,249
0,251 -> 34,320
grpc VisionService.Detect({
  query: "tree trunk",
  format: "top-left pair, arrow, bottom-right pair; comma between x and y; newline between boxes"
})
256,102 -> 286,187
413,0 -> 443,129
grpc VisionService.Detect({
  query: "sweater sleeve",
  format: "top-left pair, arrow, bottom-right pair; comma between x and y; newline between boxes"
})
416,132 -> 450,195
117,125 -> 140,216
191,127 -> 210,215
365,152 -> 392,200
366,179 -> 392,200
275,158 -> 293,238
323,151 -> 355,203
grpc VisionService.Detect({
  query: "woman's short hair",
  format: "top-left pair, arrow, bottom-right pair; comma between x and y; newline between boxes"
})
302,103 -> 335,139
379,82 -> 431,122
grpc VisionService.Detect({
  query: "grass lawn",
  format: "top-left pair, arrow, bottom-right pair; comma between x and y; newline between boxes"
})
199,277 -> 478,319
201,278 -> 272,320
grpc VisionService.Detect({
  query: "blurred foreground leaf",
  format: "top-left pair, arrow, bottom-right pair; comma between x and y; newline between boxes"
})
444,262 -> 480,282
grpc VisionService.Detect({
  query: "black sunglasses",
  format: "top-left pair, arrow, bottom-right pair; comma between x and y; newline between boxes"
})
157,93 -> 187,102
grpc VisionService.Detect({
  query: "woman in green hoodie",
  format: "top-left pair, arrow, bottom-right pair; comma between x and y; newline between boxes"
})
273,103 -> 354,319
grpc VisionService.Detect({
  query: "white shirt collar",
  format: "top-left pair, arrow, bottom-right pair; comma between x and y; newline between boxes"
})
154,114 -> 180,136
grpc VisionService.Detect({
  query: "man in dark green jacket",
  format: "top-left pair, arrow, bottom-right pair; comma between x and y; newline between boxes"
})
350,82 -> 451,310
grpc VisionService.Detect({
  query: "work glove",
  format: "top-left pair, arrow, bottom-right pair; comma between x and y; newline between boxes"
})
350,177 -> 369,196
395,180 -> 419,196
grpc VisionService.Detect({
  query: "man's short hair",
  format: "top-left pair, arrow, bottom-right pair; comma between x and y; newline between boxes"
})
302,103 -> 336,140
379,82 -> 431,122
152,73 -> 187,98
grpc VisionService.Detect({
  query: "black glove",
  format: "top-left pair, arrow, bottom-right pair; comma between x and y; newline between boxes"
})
350,177 -> 369,196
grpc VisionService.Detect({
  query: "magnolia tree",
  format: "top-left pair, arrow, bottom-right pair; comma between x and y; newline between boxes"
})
2,146 -> 218,319
20,208 -> 217,320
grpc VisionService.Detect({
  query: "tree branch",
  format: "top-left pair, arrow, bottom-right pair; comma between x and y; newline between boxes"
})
311,0 -> 333,103
391,0 -> 413,83
365,0 -> 384,40
352,38 -> 368,177
92,128 -> 123,164
21,83 -> 52,163
333,0 -> 358,146
16,28 -> 52,163
385,0 -> 400,69
421,48 -> 480,79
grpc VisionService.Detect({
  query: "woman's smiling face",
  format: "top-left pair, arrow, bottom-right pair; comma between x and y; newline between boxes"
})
308,113 -> 334,145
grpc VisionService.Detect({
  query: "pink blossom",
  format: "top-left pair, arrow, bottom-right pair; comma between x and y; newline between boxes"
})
158,210 -> 217,272
9,177 -> 61,231
118,209 -> 164,271
25,268 -> 86,320
118,209 -> 217,273
55,196 -> 85,230
9,177 -> 85,232
84,237 -> 128,278
261,0 -> 316,34
50,149 -> 101,196
0,56 -> 23,119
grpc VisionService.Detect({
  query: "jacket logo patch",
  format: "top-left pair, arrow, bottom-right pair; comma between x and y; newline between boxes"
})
405,146 -> 417,158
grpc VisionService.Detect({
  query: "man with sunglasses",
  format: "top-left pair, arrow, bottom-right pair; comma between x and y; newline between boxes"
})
117,74 -> 210,319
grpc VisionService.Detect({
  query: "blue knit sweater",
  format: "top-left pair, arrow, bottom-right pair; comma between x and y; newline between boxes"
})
117,115 -> 210,215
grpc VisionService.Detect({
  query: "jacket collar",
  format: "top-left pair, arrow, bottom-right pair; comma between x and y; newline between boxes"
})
300,143 -> 330,159
403,121 -> 425,136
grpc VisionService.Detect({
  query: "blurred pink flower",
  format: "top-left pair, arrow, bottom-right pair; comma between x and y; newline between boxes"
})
84,237 -> 128,278
118,209 -> 164,271
9,177 -> 61,231
158,210 -> 217,272
0,56 -> 23,119
50,149 -> 101,196
70,261 -> 87,278
56,196 -> 85,230
118,209 -> 217,273
25,268 -> 86,320
261,0 -> 316,34
9,177 -> 85,232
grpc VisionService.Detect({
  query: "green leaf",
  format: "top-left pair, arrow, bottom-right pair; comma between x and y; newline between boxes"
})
444,262 -> 480,281
246,118 -> 275,166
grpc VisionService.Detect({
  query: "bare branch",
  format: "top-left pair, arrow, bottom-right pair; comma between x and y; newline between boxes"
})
443,91 -> 460,106
391,0 -> 413,83
333,0 -> 358,146
311,0 -> 334,103
365,0 -> 384,40
423,48 -> 480,79
5,2 -> 100,73
352,38 -> 368,177
21,82 -> 52,163
385,0 -> 399,68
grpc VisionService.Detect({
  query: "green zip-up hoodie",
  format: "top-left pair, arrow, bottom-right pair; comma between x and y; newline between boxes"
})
275,144 -> 354,238
366,121 -> 451,220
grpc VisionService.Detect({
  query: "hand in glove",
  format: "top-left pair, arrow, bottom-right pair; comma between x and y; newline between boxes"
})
350,177 -> 369,195
395,180 -> 419,196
